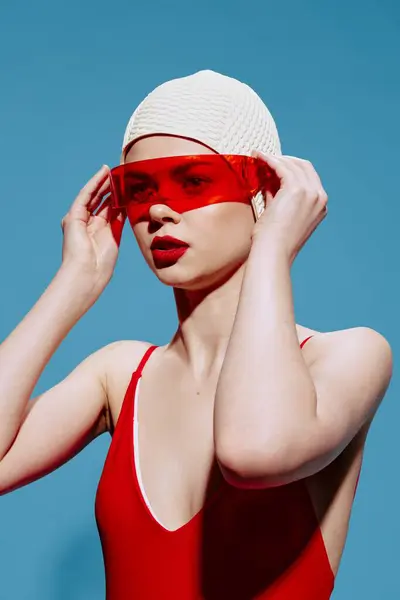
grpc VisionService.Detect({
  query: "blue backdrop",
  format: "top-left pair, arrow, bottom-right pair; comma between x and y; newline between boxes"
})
0,0 -> 399,597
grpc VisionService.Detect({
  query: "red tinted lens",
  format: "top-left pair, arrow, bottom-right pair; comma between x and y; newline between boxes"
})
110,154 -> 276,223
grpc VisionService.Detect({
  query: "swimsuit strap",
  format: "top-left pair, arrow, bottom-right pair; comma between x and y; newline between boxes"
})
135,345 -> 158,377
300,335 -> 314,349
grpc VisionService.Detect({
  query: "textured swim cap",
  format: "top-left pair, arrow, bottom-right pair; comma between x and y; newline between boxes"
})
122,70 -> 282,158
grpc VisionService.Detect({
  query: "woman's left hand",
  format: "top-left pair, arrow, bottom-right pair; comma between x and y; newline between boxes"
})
252,151 -> 328,264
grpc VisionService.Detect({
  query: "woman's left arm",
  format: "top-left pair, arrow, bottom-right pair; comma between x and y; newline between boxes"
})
214,154 -> 393,487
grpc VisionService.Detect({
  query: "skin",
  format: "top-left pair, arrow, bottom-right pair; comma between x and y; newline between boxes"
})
0,135 -> 392,580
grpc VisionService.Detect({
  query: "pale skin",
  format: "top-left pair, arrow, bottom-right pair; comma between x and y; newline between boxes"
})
0,135 -> 392,578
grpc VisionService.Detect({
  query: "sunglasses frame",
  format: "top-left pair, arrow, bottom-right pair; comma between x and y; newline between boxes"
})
109,154 -> 278,223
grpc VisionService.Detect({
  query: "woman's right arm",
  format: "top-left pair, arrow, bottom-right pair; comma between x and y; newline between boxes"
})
0,165 -> 126,494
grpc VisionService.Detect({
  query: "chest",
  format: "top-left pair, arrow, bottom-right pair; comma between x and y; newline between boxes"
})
96,413 -> 334,598
106,356 -> 222,530
129,365 -> 223,531
105,353 -> 359,576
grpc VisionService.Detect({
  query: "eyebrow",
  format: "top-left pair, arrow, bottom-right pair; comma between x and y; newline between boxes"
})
173,157 -> 240,181
123,159 -> 221,182
124,171 -> 154,182
171,160 -> 216,177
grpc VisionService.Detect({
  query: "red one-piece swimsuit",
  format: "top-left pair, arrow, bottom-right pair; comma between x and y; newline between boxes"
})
95,336 -> 335,599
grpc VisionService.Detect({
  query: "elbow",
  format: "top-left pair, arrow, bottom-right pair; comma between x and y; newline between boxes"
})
215,427 -> 318,488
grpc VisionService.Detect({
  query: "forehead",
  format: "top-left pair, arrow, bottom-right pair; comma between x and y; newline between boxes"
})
124,135 -> 216,164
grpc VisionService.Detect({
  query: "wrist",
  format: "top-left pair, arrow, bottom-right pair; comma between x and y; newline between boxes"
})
51,265 -> 99,312
250,229 -> 293,267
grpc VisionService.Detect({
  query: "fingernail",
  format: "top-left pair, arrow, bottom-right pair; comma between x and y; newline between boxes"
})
257,151 -> 272,160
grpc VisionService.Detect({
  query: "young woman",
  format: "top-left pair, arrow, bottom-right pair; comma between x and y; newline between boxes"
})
0,70 -> 392,599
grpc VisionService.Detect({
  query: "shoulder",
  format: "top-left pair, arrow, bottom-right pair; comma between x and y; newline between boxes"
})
96,339 -> 154,367
89,340 -> 156,433
83,340 -> 152,383
301,326 -> 392,368
300,326 -> 393,415
99,339 -> 156,386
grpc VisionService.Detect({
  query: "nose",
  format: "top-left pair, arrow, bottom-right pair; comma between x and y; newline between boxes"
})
149,203 -> 181,224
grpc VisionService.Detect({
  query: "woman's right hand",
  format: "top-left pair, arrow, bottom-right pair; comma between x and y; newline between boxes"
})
0,166 -> 126,466
60,165 -> 125,298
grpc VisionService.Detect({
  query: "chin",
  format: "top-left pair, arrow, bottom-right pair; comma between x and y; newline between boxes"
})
152,259 -> 246,292
153,265 -> 210,290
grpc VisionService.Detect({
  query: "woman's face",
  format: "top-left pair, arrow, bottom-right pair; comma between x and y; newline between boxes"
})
124,135 -> 255,291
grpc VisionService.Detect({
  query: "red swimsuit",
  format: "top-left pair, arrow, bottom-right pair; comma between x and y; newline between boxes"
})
95,337 -> 334,599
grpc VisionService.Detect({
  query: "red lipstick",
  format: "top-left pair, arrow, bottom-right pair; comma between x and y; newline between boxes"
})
150,235 -> 189,269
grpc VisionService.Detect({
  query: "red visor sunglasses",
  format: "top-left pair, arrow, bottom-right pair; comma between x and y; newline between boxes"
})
109,154 -> 280,224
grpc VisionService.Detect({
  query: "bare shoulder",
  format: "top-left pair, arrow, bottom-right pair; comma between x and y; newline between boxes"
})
301,324 -> 391,350
97,340 -> 155,434
299,325 -> 392,446
299,325 -> 392,375
300,326 -> 392,573
96,339 -> 152,373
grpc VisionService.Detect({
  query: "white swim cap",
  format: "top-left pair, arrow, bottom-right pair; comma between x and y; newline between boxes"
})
122,70 -> 282,158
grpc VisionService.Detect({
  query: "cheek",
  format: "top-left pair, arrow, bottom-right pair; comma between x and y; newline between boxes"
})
128,203 -> 255,271
187,204 -> 255,259
131,222 -> 149,256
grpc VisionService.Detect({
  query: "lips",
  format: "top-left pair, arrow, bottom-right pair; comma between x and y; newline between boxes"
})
150,235 -> 189,268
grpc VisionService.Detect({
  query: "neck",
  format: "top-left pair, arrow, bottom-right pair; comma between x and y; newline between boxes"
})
171,264 -> 246,379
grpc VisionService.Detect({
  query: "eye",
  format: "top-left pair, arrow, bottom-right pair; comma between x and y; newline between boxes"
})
181,175 -> 212,193
185,176 -> 205,186
125,181 -> 156,203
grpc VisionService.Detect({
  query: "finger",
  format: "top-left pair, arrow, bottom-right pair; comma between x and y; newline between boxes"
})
277,156 -> 328,210
252,152 -> 297,189
87,178 -> 111,214
110,207 -> 126,247
88,197 -> 112,228
251,151 -> 280,200
284,156 -> 323,189
252,152 -> 290,203
278,156 -> 309,189
264,155 -> 311,202
296,207 -> 328,255
70,165 -> 110,214
89,196 -> 125,227
284,157 -> 328,210
88,199 -> 126,247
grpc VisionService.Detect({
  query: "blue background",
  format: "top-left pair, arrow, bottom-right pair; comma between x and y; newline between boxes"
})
0,0 -> 399,597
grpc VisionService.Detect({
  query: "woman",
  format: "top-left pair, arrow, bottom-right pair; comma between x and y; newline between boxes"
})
0,70 -> 392,599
